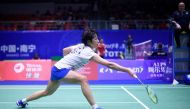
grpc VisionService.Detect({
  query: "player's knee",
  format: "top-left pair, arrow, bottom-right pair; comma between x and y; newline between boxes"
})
80,76 -> 88,83
43,90 -> 53,96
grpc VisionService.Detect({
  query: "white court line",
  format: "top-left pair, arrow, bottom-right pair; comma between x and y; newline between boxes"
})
121,86 -> 150,109
0,85 -> 190,90
1,86 -> 190,90
0,84 -> 190,88
0,101 -> 138,104
0,87 -> 122,90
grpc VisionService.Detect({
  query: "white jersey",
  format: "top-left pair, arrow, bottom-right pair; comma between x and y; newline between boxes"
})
54,44 -> 96,70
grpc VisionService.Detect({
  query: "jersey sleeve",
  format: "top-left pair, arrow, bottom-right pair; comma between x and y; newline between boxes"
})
70,44 -> 79,50
80,47 -> 96,59
70,44 -> 84,53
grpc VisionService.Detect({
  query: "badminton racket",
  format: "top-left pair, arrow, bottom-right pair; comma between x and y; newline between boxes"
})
136,77 -> 158,104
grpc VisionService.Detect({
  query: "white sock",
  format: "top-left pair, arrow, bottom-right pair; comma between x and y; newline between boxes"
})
22,98 -> 27,104
92,104 -> 99,108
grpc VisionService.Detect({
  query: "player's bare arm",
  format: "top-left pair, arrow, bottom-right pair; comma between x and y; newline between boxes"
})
91,54 -> 136,78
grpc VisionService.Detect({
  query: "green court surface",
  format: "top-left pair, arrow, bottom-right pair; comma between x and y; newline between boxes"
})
0,84 -> 190,109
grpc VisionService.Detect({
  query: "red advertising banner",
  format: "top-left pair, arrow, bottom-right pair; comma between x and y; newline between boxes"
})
1,60 -> 51,80
0,60 -> 98,81
78,61 -> 98,80
0,62 -> 4,80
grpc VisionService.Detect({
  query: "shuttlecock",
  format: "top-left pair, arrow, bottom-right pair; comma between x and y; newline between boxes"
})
172,79 -> 179,86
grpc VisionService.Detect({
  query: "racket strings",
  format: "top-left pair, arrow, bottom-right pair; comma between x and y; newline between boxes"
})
136,77 -> 158,104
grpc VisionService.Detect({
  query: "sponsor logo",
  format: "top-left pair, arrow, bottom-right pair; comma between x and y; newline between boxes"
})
14,63 -> 25,73
99,67 -> 143,73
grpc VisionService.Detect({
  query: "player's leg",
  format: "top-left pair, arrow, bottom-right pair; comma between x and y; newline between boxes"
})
128,45 -> 131,54
124,46 -> 127,59
60,70 -> 101,109
16,80 -> 60,108
26,80 -> 60,102
186,29 -> 190,47
174,29 -> 181,47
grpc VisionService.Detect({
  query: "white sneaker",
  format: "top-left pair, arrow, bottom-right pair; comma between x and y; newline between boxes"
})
93,107 -> 102,109
172,79 -> 179,86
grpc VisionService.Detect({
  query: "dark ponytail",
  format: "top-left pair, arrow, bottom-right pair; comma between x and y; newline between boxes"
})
81,28 -> 98,46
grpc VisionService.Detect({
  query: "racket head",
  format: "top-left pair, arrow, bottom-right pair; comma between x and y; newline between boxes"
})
145,86 -> 158,104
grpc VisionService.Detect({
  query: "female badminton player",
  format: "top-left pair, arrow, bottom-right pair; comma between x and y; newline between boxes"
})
16,29 -> 137,109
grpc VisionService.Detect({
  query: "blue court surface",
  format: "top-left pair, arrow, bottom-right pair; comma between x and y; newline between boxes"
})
0,84 -> 190,109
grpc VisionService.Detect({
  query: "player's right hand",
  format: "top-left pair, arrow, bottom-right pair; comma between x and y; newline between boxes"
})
132,74 -> 138,78
128,68 -> 137,78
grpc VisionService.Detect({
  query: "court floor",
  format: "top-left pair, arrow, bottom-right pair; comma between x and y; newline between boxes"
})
0,84 -> 190,109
